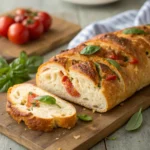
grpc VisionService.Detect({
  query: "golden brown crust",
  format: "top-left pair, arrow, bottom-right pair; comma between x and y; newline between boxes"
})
37,25 -> 150,112
6,84 -> 77,132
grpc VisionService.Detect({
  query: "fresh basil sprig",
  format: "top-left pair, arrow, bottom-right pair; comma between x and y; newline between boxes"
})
34,95 -> 61,108
106,58 -> 121,70
125,108 -> 143,131
0,51 -> 43,92
80,45 -> 101,55
123,28 -> 146,35
77,114 -> 92,122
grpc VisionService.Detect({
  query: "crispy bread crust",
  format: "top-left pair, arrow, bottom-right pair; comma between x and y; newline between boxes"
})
36,25 -> 150,112
6,84 -> 77,132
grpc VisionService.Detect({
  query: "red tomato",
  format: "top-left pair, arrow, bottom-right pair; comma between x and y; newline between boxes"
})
62,76 -> 80,97
106,75 -> 117,81
107,53 -> 118,60
8,23 -> 29,44
130,58 -> 138,64
37,11 -> 52,32
14,15 -> 27,23
27,92 -> 39,108
15,8 -> 27,16
23,18 -> 44,40
0,16 -> 15,37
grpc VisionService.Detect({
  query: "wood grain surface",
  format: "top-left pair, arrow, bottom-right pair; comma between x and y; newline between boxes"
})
0,10 -> 81,61
0,80 -> 149,150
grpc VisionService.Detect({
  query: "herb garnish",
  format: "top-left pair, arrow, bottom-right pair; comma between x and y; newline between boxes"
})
106,58 -> 121,70
125,108 -> 143,131
80,45 -> 101,55
94,62 -> 101,87
123,28 -> 146,35
77,114 -> 93,122
0,51 -> 43,92
34,95 -> 61,108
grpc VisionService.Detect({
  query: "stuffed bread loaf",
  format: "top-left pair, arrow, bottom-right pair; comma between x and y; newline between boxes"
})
36,25 -> 150,112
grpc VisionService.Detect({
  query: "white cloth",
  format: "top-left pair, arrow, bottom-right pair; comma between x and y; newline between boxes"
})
68,0 -> 150,49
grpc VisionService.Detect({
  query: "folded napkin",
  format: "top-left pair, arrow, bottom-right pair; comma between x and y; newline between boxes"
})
68,0 -> 150,49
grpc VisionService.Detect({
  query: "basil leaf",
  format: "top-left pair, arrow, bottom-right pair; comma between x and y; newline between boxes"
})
0,67 -> 9,75
123,28 -> 146,35
125,108 -> 143,131
34,95 -> 56,104
94,62 -> 101,87
80,45 -> 101,55
0,80 -> 12,92
26,56 -> 43,73
77,114 -> 92,122
0,56 -> 8,68
20,51 -> 28,64
106,58 -> 120,70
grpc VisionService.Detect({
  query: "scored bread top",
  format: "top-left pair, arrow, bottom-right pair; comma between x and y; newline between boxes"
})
37,25 -> 150,111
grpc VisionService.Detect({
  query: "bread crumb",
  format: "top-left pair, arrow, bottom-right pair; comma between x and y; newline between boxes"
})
92,109 -> 96,113
120,103 -> 124,106
83,108 -> 86,110
58,148 -> 62,150
73,135 -> 81,139
24,128 -> 27,131
56,137 -> 59,140
68,127 -> 71,130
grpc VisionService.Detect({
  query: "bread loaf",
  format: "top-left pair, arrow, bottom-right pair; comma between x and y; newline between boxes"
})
6,83 -> 77,131
36,25 -> 150,112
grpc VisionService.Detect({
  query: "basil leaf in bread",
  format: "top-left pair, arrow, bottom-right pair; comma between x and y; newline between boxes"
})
125,108 -> 143,131
77,114 -> 92,122
106,59 -> 121,70
34,95 -> 61,108
94,62 -> 101,87
123,28 -> 146,35
80,45 -> 101,55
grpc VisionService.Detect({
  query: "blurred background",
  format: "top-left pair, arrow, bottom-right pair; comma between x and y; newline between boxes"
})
0,0 -> 145,28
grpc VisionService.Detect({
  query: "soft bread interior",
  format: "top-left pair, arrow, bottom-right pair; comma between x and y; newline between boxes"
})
9,84 -> 76,119
37,63 -> 108,112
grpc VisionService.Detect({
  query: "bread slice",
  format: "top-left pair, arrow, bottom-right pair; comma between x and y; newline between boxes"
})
6,83 -> 77,132
36,25 -> 150,113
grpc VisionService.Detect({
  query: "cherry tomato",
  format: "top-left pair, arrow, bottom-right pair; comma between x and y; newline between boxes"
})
62,76 -> 80,97
37,11 -> 52,32
107,53 -> 119,60
106,75 -> 117,81
15,8 -> 27,16
23,18 -> 44,40
14,15 -> 27,23
130,58 -> 138,64
27,92 -> 39,108
0,16 -> 15,37
8,23 -> 29,44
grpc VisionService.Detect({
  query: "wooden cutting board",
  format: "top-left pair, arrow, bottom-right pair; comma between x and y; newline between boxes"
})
0,80 -> 150,150
0,9 -> 81,61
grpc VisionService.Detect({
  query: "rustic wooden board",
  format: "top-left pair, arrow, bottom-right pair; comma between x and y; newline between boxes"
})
0,10 -> 81,61
0,80 -> 149,150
